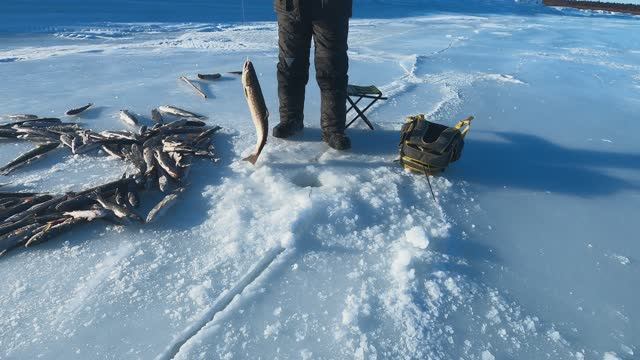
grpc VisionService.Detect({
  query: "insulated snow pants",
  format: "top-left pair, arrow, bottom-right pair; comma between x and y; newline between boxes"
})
275,0 -> 352,134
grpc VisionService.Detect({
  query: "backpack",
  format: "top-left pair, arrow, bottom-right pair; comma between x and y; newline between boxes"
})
399,114 -> 473,175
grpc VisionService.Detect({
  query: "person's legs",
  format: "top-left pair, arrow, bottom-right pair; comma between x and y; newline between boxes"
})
312,9 -> 351,149
274,2 -> 312,138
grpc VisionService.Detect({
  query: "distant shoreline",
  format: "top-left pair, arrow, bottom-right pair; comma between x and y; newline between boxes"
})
544,0 -> 640,15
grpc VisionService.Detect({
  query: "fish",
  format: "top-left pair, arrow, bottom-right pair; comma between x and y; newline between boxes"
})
15,119 -> 64,129
127,190 -> 140,209
0,142 -> 60,175
100,130 -> 139,141
142,147 -> 157,170
101,144 -> 124,159
157,105 -> 206,120
0,129 -> 18,139
13,127 -> 60,141
55,194 -> 95,212
157,170 -> 170,193
179,76 -> 207,99
195,126 -> 221,142
59,134 -> 75,149
151,108 -> 164,123
115,184 -> 127,206
0,215 -> 35,237
124,144 -> 146,175
63,209 -> 110,221
144,166 -> 158,190
6,114 -> 39,121
154,149 -> 180,179
25,217 -> 85,248
119,110 -> 139,127
197,73 -> 221,81
65,103 -> 93,116
3,195 -> 65,224
146,188 -> 184,223
241,59 -> 269,165
0,195 -> 52,222
95,193 -> 143,223
0,192 -> 39,200
73,141 -> 101,155
1,223 -> 45,255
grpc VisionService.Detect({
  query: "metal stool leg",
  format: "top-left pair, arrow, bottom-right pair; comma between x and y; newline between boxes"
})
346,96 -> 379,130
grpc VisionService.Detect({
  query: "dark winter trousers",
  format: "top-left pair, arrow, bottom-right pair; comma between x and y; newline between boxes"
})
275,0 -> 352,134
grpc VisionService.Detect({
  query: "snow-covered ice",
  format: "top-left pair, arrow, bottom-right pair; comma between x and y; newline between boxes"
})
0,1 -> 639,359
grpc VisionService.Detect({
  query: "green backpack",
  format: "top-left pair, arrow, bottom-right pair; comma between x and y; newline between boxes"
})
399,114 -> 473,175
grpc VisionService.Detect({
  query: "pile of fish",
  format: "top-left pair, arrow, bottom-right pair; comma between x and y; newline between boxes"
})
0,105 -> 221,257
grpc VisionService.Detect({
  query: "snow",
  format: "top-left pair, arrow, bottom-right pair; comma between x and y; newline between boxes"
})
1,0 -> 639,359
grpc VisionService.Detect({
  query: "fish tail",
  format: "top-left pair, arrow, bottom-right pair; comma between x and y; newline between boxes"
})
243,153 -> 258,165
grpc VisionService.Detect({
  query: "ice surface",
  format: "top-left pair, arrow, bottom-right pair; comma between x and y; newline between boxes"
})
1,1 -> 639,359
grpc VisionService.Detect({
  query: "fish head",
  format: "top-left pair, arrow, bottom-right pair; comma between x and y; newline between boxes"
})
242,59 -> 255,86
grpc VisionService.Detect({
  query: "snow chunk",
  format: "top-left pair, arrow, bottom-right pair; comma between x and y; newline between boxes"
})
187,280 -> 213,308
607,254 -> 630,266
547,330 -> 562,343
404,226 -> 430,250
444,277 -> 461,298
482,73 -> 527,85
482,350 -> 496,360
263,321 -> 281,339
603,352 -> 621,360
425,281 -> 441,302
300,349 -> 313,360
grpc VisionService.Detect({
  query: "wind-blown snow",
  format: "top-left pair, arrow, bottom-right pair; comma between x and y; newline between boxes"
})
0,1 -> 639,359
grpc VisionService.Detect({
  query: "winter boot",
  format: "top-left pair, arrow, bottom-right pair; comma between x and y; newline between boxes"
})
322,132 -> 351,150
273,121 -> 304,139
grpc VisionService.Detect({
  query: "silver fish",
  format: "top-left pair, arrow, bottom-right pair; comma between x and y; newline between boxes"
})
102,144 -> 124,159
1,223 -> 44,255
65,103 -> 93,116
154,149 -> 180,179
157,172 -> 170,193
0,142 -> 60,175
143,147 -> 156,171
119,110 -> 139,127
179,76 -> 207,99
95,194 -> 143,223
25,218 -> 84,248
100,130 -> 139,141
241,60 -> 268,165
157,105 -> 206,120
64,209 -> 109,221
146,188 -> 184,223
59,134 -> 75,149
127,190 -> 140,209
6,114 -> 39,121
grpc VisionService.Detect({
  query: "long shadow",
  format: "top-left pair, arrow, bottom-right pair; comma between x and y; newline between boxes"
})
283,127 -> 640,198
455,131 -> 640,197
279,126 -> 398,156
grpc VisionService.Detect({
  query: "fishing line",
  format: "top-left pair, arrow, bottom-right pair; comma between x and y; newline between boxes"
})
241,0 -> 250,63
241,0 -> 247,24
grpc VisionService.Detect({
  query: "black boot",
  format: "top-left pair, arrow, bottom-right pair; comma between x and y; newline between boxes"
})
322,132 -> 351,150
273,121 -> 304,139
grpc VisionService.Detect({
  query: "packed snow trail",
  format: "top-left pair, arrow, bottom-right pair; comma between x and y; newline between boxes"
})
156,246 -> 286,360
1,3 -> 639,359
